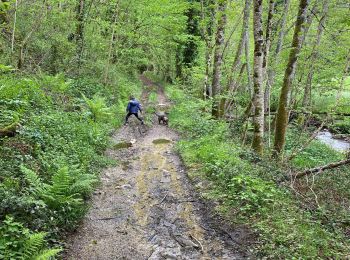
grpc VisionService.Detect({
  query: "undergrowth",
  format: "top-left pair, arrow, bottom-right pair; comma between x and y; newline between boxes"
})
166,85 -> 350,258
0,72 -> 140,258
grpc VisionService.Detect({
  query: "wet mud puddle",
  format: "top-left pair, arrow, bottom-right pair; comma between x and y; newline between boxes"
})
133,139 -> 211,259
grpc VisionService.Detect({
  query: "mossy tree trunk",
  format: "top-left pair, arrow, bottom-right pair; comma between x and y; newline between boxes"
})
273,0 -> 310,156
251,0 -> 265,155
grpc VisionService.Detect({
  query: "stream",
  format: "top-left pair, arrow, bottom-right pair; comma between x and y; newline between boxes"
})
316,130 -> 350,152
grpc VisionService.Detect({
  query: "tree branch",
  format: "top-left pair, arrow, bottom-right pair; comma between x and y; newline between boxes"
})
292,158 -> 350,179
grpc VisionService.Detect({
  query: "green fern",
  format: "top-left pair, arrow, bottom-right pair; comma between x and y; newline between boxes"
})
21,166 -> 47,196
22,232 -> 46,258
44,167 -> 83,209
22,166 -> 85,210
0,216 -> 61,260
70,174 -> 97,197
50,167 -> 72,196
82,94 -> 112,122
32,248 -> 62,260
23,232 -> 61,260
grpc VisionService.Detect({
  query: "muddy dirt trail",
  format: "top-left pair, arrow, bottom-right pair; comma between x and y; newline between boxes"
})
65,77 -> 250,259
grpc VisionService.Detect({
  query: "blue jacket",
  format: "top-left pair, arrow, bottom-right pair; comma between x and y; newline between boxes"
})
127,99 -> 142,113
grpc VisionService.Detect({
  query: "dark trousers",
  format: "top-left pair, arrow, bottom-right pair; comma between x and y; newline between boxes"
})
125,112 -> 143,123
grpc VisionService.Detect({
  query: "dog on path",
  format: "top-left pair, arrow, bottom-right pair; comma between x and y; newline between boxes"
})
156,111 -> 169,125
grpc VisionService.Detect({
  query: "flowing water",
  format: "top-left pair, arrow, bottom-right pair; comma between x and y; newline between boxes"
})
316,130 -> 350,152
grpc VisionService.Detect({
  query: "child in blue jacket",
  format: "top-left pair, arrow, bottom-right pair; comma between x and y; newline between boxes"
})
124,96 -> 144,125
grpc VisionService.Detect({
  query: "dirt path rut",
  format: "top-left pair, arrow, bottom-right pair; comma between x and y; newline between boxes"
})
65,78 -> 248,259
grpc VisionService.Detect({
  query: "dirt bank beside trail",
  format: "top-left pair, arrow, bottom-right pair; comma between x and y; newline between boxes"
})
65,78 -> 251,259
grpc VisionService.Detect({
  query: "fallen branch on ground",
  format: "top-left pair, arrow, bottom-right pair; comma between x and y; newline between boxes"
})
189,234 -> 204,252
95,217 -> 119,221
292,158 -> 350,179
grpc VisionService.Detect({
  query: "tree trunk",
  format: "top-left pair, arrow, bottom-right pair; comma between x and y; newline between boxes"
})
275,0 -> 290,55
302,0 -> 329,108
273,0 -> 310,156
252,0 -> 265,155
262,0 -> 275,113
227,0 -> 252,93
204,49 -> 213,98
245,30 -> 253,97
211,0 -> 227,118
104,1 -> 119,84
200,0 -> 215,99
300,2 -> 318,48
76,0 -> 85,69
11,0 -> 18,53
266,0 -> 291,103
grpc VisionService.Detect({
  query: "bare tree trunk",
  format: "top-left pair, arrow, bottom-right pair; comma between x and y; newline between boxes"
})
11,0 -> 18,53
266,0 -> 291,102
273,0 -> 310,156
275,0 -> 290,54
263,0 -> 275,113
245,30 -> 253,97
227,0 -> 252,93
76,0 -> 85,69
252,0 -> 265,155
204,49 -> 213,98
302,0 -> 329,108
200,0 -> 215,99
300,2 -> 318,47
211,0 -> 227,118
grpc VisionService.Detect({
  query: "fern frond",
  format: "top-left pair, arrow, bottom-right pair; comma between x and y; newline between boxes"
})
70,174 -> 97,196
42,166 -> 85,209
82,94 -> 112,121
33,248 -> 62,260
50,166 -> 72,196
23,232 -> 46,259
21,165 -> 46,196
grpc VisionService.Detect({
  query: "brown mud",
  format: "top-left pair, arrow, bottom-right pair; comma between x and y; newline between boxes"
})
64,76 -> 252,259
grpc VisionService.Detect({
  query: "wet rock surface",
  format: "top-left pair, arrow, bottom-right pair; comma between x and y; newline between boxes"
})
65,81 -> 251,259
